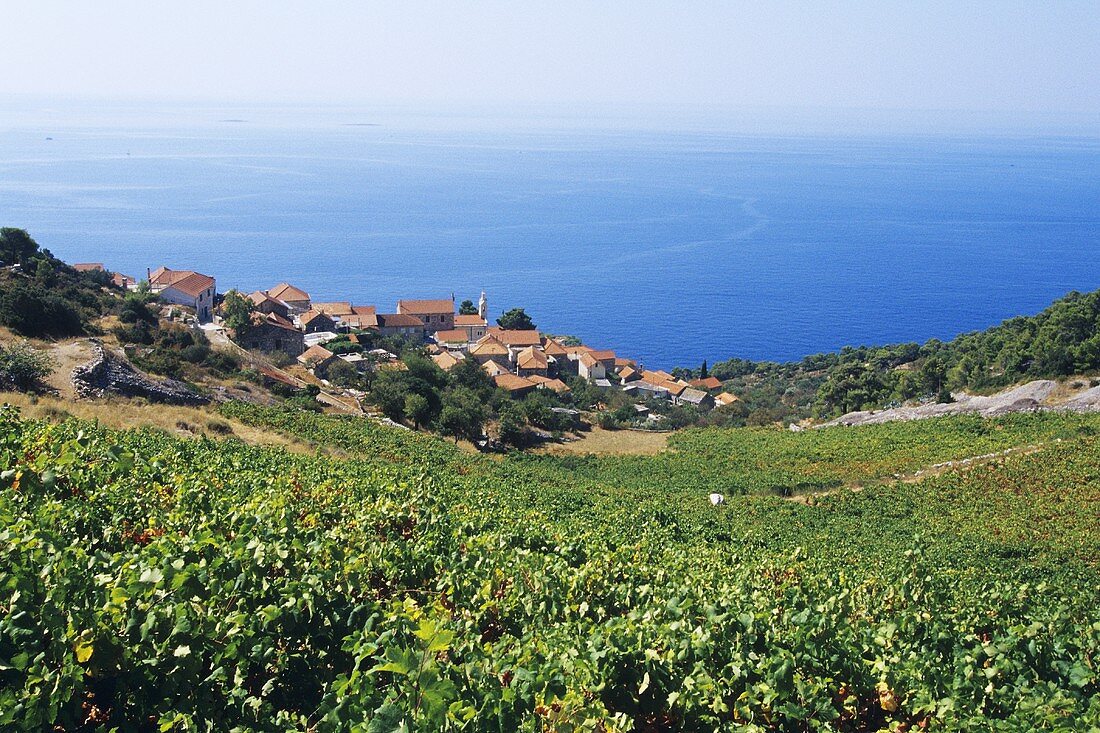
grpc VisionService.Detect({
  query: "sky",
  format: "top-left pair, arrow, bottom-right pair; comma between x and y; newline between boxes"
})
2,1 -> 1099,120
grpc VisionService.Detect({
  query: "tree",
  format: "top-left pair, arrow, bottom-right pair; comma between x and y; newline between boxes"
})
404,393 -> 431,429
371,372 -> 408,422
458,299 -> 478,316
222,290 -> 254,336
0,228 -> 40,267
0,341 -> 54,391
496,308 -> 535,331
497,402 -> 526,447
437,387 -> 486,444
448,355 -> 495,399
700,360 -> 708,378
326,359 -> 361,389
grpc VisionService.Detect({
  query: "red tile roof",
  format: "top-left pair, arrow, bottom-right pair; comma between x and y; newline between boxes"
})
268,283 -> 310,302
432,351 -> 462,371
490,329 -> 542,347
352,305 -> 377,316
312,301 -> 354,316
165,271 -> 215,298
455,314 -> 486,326
72,263 -> 105,272
376,313 -> 425,328
528,375 -> 571,393
541,337 -> 568,356
397,298 -> 454,314
433,329 -> 470,344
689,376 -> 723,391
494,374 -> 537,393
298,344 -> 334,366
300,309 -> 336,326
516,346 -> 548,369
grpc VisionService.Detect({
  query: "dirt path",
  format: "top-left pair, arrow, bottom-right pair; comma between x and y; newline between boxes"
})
43,339 -> 96,399
787,441 -> 1051,504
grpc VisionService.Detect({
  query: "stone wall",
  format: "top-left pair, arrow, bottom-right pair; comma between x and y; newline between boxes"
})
71,341 -> 210,406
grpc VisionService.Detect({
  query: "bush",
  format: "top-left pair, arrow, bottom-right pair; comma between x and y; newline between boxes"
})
0,341 -> 54,391
0,284 -> 84,337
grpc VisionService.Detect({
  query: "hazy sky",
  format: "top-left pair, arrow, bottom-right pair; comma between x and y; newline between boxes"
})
3,1 -> 1099,117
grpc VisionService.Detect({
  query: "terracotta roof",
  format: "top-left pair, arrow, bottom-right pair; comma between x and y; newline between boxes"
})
491,329 -> 542,347
376,313 -> 425,328
72,263 -> 105,272
352,305 -> 377,316
341,313 -> 377,328
493,374 -> 537,393
470,337 -> 508,357
482,359 -> 509,377
516,346 -> 548,369
619,366 -> 640,381
541,337 -> 568,357
579,352 -> 601,369
268,283 -> 310,302
112,273 -> 135,288
662,381 -> 689,397
300,309 -> 335,325
432,351 -> 462,371
454,314 -> 486,326
298,344 -> 334,366
642,370 -> 675,384
397,298 -> 454,315
248,290 -> 284,308
689,376 -> 723,391
434,329 -> 470,344
312,301 -> 355,316
614,357 -> 637,369
248,311 -> 299,332
565,345 -> 593,356
528,375 -> 570,393
715,392 -> 740,406
587,349 -> 616,364
164,271 -> 215,298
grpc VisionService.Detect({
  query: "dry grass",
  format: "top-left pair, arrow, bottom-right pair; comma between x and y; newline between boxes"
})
538,426 -> 669,456
0,391 -> 314,455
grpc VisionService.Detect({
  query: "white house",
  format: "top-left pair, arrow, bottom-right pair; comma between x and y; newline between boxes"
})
148,267 -> 216,322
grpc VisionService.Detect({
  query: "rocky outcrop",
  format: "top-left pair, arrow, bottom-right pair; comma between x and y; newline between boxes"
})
821,379 -> 1100,428
71,341 -> 209,405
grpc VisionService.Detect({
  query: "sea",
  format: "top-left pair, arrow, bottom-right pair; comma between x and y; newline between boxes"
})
2,100 -> 1099,369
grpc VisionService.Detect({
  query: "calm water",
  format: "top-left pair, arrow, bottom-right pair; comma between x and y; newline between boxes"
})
2,105 -> 1099,368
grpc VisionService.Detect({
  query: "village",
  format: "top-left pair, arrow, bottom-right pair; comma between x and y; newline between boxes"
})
71,262 -> 739,434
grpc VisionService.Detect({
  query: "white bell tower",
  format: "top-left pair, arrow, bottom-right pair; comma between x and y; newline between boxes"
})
478,290 -> 487,320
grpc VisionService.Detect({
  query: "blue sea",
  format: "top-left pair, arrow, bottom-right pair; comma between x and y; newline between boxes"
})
2,101 -> 1099,368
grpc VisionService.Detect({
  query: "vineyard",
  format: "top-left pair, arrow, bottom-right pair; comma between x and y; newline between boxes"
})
2,403 -> 1099,730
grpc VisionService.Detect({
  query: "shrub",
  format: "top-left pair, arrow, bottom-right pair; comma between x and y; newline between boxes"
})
0,341 -> 54,391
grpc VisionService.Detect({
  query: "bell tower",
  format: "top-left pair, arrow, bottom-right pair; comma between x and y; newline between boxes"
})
478,291 -> 487,320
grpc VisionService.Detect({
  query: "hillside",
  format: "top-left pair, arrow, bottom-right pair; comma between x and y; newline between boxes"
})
2,404 -> 1097,730
698,288 -> 1100,425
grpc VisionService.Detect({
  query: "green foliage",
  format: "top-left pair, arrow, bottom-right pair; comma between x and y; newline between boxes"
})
437,387 -> 486,443
2,404 -> 1098,729
221,289 -> 254,335
458,299 -> 478,316
705,288 -> 1100,421
496,307 -> 535,331
0,341 -> 54,391
497,401 -> 526,447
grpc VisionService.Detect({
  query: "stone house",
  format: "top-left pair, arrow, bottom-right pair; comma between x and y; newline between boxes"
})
266,283 -> 311,315
148,267 -> 216,322
397,298 -> 454,333
299,309 -> 337,334
241,312 -> 304,357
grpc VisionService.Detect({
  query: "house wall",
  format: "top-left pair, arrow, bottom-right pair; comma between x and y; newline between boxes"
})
246,325 -> 304,357
160,285 -> 215,322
